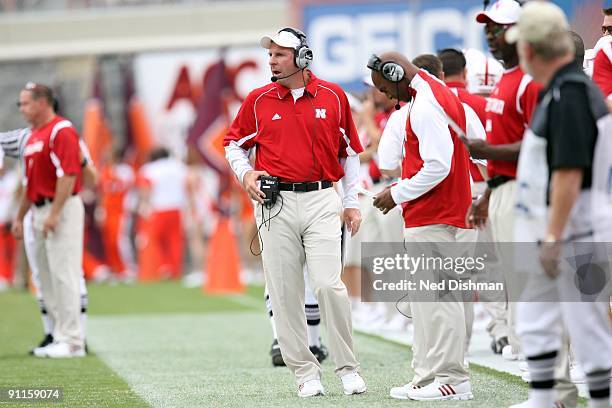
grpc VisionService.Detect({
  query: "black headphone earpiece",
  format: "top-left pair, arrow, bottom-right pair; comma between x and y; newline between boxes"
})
367,54 -> 405,83
278,27 -> 313,69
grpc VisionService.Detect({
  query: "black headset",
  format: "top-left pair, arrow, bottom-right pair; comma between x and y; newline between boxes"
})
367,54 -> 405,83
278,27 -> 313,69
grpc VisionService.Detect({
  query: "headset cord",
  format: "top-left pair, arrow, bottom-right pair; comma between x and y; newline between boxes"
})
394,237 -> 412,319
249,194 -> 284,256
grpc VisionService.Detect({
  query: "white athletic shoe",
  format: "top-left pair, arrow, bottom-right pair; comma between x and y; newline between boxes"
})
389,382 -> 423,400
502,344 -> 520,361
521,370 -> 531,383
406,379 -> 473,401
340,372 -> 366,395
297,379 -> 325,398
518,360 -> 529,372
36,342 -> 85,359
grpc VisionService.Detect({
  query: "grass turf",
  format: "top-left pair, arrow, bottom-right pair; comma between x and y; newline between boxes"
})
0,289 -> 148,408
0,282 -> 554,407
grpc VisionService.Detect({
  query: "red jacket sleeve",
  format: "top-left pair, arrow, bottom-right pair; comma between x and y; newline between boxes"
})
520,80 -> 542,126
224,91 -> 258,150
337,89 -> 363,158
593,47 -> 612,98
51,127 -> 81,177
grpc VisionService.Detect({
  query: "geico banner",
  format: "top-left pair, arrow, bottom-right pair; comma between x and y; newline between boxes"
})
303,0 -> 486,90
133,47 -> 269,157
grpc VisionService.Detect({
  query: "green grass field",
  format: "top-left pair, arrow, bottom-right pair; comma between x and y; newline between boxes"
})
1,282 -> 536,407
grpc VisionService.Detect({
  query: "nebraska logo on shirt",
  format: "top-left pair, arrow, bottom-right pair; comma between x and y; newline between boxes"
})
315,108 -> 326,119
23,140 -> 44,157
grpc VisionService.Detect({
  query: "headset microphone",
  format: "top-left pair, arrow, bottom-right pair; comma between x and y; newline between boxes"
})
271,68 -> 303,82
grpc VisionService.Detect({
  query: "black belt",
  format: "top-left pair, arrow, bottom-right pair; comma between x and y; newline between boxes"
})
487,175 -> 514,189
34,197 -> 53,207
33,193 -> 77,207
278,181 -> 333,192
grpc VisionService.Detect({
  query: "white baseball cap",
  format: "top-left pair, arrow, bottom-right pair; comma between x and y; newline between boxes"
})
476,0 -> 521,25
464,48 -> 504,95
505,1 -> 569,44
260,29 -> 302,50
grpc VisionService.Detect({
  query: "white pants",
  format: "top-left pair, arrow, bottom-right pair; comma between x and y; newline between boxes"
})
30,196 -> 85,347
488,181 -> 516,347
405,224 -> 469,386
24,210 -> 88,303
256,188 -> 359,385
517,243 -> 612,375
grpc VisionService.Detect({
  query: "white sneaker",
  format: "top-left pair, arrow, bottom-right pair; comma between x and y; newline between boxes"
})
407,379 -> 473,401
297,379 -> 325,397
32,344 -> 51,358
389,382 -> 423,400
340,372 -> 366,395
37,342 -> 85,358
502,344 -> 520,361
521,370 -> 531,383
518,361 -> 529,372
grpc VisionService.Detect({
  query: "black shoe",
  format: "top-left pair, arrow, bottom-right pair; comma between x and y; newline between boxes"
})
490,336 -> 509,355
29,333 -> 53,355
310,344 -> 328,364
270,339 -> 285,367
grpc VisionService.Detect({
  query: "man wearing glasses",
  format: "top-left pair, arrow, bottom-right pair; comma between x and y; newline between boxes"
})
464,0 -> 542,362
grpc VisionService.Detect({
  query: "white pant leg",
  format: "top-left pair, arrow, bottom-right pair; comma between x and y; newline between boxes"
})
405,224 -> 469,386
302,188 -> 359,378
32,196 -> 84,347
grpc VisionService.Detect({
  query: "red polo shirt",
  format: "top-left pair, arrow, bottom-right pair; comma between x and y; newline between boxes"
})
485,67 -> 541,179
224,73 -> 363,182
446,81 -> 487,183
23,116 -> 82,202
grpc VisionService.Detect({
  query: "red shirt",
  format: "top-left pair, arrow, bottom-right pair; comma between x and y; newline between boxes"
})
23,116 -> 82,202
485,66 -> 541,178
593,37 -> 612,99
368,110 -> 393,182
446,81 -> 487,183
224,73 -> 363,182
100,164 -> 133,214
400,71 -> 472,229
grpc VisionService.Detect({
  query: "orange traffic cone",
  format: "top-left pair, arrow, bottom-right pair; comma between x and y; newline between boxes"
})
204,216 -> 244,294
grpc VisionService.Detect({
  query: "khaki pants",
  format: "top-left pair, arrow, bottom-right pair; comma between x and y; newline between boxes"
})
31,195 -> 85,347
405,224 -> 469,386
256,188 -> 359,385
488,181 -> 516,348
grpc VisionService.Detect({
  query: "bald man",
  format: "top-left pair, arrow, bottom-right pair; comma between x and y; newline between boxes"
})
369,51 -> 474,401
